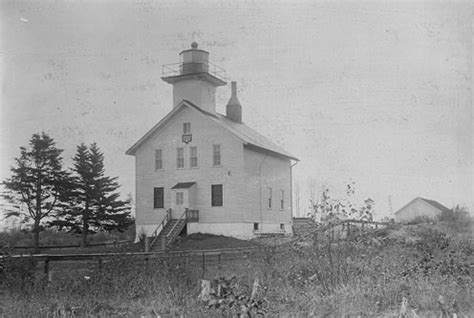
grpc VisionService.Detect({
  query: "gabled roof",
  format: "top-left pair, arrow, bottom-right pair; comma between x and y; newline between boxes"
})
394,197 -> 451,214
126,100 -> 298,161
419,198 -> 451,213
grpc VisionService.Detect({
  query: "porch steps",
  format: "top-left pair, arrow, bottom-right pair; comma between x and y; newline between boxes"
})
292,217 -> 317,237
150,219 -> 186,251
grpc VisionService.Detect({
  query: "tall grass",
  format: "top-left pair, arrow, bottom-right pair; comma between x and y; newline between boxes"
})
1,222 -> 472,317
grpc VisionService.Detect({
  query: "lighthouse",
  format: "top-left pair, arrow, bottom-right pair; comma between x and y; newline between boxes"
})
161,42 -> 226,113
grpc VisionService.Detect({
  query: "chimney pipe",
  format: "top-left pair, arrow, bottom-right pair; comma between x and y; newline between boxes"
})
226,81 -> 242,123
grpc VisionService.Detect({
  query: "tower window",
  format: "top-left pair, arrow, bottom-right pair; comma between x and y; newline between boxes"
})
183,123 -> 191,134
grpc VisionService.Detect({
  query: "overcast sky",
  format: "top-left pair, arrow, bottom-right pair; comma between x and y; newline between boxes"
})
1,0 -> 472,219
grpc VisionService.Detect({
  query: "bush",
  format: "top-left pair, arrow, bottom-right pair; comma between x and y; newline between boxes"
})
0,256 -> 40,292
438,206 -> 472,234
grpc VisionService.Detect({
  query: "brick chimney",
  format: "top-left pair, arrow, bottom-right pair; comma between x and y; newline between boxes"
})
226,81 -> 242,123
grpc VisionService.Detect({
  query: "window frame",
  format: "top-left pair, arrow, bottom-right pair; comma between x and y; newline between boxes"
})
176,147 -> 184,169
153,187 -> 164,209
212,144 -> 222,167
154,149 -> 163,170
211,184 -> 223,207
176,191 -> 184,206
190,146 -> 198,168
183,122 -> 191,134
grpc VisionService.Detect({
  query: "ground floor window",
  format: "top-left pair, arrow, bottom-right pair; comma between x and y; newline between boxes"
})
254,223 -> 259,230
211,184 -> 223,206
154,187 -> 164,208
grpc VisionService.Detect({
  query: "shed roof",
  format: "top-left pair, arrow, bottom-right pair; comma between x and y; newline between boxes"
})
126,100 -> 298,161
394,197 -> 451,215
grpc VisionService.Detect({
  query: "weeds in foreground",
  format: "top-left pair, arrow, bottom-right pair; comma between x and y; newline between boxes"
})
1,223 -> 473,317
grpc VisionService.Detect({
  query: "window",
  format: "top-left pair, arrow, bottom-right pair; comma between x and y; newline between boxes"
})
211,184 -> 223,206
268,187 -> 272,209
183,123 -> 191,134
212,144 -> 221,166
280,223 -> 285,230
176,192 -> 184,205
176,147 -> 184,168
154,149 -> 162,170
254,223 -> 259,231
153,187 -> 164,208
190,146 -> 198,168
280,190 -> 284,210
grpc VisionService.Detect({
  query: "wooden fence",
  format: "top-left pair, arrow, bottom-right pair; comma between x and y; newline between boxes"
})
0,246 -> 261,278
6,240 -> 132,251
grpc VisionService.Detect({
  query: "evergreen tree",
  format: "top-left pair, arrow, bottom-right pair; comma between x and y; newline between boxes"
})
52,143 -> 132,247
3,133 -> 69,253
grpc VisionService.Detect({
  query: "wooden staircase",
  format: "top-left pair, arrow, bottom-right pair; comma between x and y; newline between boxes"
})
150,218 -> 186,251
292,217 -> 317,237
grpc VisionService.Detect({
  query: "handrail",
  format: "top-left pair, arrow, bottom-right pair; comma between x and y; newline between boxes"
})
186,209 -> 199,222
166,209 -> 187,239
161,61 -> 226,81
150,209 -> 172,249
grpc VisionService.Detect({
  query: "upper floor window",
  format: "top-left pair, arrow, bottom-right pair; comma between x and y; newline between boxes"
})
212,144 -> 221,166
211,184 -> 223,207
155,149 -> 162,170
177,147 -> 184,168
153,187 -> 164,209
280,190 -> 284,210
190,146 -> 198,168
268,187 -> 272,209
183,123 -> 191,134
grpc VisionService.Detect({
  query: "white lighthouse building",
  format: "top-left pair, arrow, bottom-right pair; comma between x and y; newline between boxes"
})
126,43 -> 298,246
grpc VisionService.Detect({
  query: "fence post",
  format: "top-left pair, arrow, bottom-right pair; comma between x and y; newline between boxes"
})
202,252 -> 206,278
218,253 -> 221,270
44,258 -> 49,276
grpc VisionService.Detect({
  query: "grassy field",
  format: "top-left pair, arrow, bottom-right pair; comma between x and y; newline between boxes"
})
1,220 -> 473,317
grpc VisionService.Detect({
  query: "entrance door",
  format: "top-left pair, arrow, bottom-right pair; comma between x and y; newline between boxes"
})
171,190 -> 189,218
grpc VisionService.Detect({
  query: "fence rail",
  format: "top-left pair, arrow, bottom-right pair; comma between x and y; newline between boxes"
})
6,240 -> 132,251
0,246 -> 261,277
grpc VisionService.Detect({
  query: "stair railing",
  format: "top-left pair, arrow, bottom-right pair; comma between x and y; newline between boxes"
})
150,208 -> 172,249
165,208 -> 188,245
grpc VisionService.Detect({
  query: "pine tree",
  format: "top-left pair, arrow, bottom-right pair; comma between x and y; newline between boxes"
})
3,133 -> 70,253
52,143 -> 132,247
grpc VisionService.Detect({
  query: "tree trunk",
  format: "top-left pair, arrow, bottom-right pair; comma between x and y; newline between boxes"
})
81,219 -> 88,248
81,206 -> 89,248
33,219 -> 40,254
